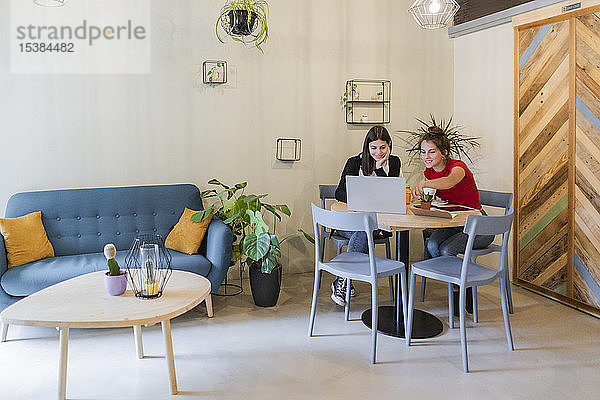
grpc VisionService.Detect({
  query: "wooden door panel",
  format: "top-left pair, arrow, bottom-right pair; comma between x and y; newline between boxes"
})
574,13 -> 600,310
517,21 -> 570,293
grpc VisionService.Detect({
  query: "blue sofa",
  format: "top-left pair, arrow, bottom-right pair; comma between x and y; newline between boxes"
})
0,184 -> 233,311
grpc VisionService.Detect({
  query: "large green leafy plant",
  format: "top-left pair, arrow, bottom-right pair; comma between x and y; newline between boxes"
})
399,114 -> 480,165
215,0 -> 269,53
243,210 -> 284,273
192,179 -> 312,273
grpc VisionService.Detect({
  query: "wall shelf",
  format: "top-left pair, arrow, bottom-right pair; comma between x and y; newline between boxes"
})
344,79 -> 391,125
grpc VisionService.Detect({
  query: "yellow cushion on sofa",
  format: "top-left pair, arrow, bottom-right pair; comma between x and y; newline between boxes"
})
0,211 -> 55,268
165,208 -> 213,255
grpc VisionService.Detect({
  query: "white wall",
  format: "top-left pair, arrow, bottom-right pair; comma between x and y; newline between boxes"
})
453,22 -> 514,191
0,0 -> 454,272
453,22 -> 515,270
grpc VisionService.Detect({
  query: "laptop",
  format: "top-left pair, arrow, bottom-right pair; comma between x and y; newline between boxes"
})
346,176 -> 407,214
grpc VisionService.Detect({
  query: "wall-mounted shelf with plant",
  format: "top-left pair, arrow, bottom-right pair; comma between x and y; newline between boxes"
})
203,60 -> 227,86
342,79 -> 391,124
215,0 -> 269,53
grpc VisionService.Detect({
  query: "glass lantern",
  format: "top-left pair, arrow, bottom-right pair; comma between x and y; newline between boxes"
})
125,234 -> 172,299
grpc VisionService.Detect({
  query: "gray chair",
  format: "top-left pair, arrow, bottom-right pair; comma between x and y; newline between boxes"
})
319,184 -> 395,301
420,189 -> 515,321
406,211 -> 515,373
308,203 -> 407,364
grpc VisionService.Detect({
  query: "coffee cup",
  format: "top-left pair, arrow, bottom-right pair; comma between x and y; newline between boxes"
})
423,188 -> 436,198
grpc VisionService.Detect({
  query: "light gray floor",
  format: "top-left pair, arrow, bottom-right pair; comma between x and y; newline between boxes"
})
0,272 -> 599,400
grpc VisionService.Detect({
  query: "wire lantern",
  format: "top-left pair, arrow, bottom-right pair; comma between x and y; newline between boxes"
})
125,234 -> 172,299
408,0 -> 460,30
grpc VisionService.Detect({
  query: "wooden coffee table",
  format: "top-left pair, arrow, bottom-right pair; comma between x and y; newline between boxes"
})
0,270 -> 212,400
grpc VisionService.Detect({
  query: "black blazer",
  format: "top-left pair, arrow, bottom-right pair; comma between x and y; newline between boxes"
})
335,154 -> 402,202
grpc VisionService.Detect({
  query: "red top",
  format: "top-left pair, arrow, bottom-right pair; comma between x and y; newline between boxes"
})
424,159 -> 481,209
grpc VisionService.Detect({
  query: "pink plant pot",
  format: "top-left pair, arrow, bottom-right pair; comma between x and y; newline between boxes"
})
104,271 -> 127,296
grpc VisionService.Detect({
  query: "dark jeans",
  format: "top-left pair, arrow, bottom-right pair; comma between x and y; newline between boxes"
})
336,230 -> 392,253
424,209 -> 494,258
425,227 -> 494,258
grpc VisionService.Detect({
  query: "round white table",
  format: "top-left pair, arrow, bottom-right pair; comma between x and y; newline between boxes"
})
0,270 -> 212,400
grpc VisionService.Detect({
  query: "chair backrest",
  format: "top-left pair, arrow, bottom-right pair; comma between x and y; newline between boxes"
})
478,189 -> 513,214
318,184 -> 338,209
460,210 -> 514,283
311,203 -> 379,275
317,185 -> 341,249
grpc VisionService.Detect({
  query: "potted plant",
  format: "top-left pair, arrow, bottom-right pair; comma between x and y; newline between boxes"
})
103,244 -> 127,296
398,114 -> 480,165
420,191 -> 434,210
192,179 -> 313,306
215,0 -> 269,53
243,209 -> 286,306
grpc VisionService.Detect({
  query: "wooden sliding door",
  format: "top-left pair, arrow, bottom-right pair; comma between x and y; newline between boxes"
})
517,19 -> 570,297
574,13 -> 600,310
514,1 -> 600,317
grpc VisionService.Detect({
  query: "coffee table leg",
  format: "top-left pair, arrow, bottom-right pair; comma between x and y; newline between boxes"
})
161,319 -> 177,395
133,325 -> 144,359
206,294 -> 213,318
1,323 -> 7,342
58,327 -> 69,400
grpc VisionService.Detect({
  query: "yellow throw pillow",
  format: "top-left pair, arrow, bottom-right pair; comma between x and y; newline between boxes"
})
165,208 -> 213,255
0,211 -> 55,268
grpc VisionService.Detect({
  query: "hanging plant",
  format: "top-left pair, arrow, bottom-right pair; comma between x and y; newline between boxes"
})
215,0 -> 269,53
398,114 -> 480,165
340,83 -> 358,113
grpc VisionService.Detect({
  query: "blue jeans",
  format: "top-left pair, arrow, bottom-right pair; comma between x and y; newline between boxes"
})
336,230 -> 392,253
425,227 -> 494,258
337,230 -> 368,253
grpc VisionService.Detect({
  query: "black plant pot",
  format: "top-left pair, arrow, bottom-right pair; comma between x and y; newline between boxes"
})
228,9 -> 257,36
249,263 -> 281,307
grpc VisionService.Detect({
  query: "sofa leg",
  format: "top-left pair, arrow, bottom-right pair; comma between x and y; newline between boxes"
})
206,294 -> 214,318
1,323 -> 7,342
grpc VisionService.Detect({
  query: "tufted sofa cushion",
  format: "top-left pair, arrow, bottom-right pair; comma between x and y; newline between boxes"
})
5,185 -> 203,255
1,249 -> 212,297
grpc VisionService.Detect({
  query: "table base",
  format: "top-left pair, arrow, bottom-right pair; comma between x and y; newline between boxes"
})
361,306 -> 443,339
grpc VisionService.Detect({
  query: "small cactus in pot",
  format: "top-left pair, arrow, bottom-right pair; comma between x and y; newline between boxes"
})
104,244 -> 121,276
103,243 -> 127,295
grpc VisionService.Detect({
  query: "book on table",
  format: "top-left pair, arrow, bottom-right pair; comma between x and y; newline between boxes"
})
410,205 -> 457,219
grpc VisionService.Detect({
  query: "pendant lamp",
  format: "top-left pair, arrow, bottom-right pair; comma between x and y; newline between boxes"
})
408,0 -> 460,29
33,0 -> 68,7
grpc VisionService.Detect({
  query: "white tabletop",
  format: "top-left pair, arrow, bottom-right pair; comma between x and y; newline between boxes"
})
0,270 -> 211,329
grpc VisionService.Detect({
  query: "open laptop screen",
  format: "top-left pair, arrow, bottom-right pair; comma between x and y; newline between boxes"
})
346,176 -> 407,214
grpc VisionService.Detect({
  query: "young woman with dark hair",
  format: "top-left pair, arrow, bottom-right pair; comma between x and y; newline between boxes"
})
412,126 -> 493,314
331,125 -> 401,306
